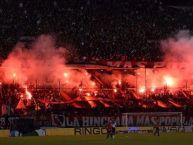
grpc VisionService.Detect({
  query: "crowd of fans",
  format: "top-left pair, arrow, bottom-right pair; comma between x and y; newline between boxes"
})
0,0 -> 193,61
0,81 -> 193,129
0,81 -> 193,118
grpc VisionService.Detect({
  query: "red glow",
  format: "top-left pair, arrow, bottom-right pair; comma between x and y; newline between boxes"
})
12,73 -> 16,78
26,90 -> 32,100
65,80 -> 69,83
151,85 -> 156,92
151,88 -> 155,92
139,87 -> 145,94
164,76 -> 175,87
16,99 -> 25,109
2,33 -> 193,110
113,88 -> 117,93
157,101 -> 167,108
24,85 -> 32,100
63,72 -> 68,77
86,92 -> 90,96
94,91 -> 98,96
91,82 -> 95,86
84,95 -> 97,108
169,100 -> 182,107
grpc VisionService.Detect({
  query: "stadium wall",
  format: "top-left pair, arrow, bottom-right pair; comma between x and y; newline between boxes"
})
46,128 -> 74,136
45,126 -> 193,136
45,127 -> 126,136
1,126 -> 193,137
0,130 -> 9,137
44,127 -> 150,136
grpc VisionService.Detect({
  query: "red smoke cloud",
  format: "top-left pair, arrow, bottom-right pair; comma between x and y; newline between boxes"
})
1,31 -> 193,96
161,30 -> 193,88
128,30 -> 193,94
0,35 -> 95,90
